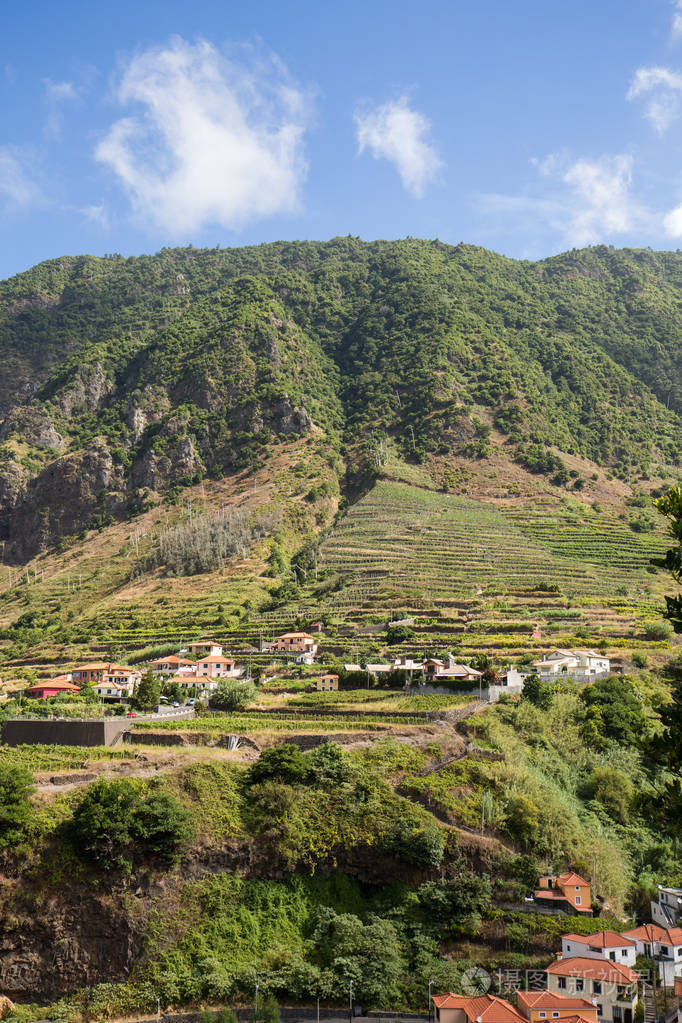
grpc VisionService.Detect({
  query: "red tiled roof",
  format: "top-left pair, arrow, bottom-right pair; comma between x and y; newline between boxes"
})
546,957 -> 638,983
622,924 -> 666,943
276,632 -> 314,639
558,872 -> 590,886
196,655 -> 234,664
516,992 -> 596,1013
563,930 -> 635,949
432,994 -> 525,1023
149,655 -> 194,666
661,928 -> 682,944
26,678 -> 80,693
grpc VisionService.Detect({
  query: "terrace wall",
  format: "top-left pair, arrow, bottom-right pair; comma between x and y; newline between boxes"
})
1,718 -> 130,747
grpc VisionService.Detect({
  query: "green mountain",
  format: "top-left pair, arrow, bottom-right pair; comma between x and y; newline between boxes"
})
1,238 -> 681,561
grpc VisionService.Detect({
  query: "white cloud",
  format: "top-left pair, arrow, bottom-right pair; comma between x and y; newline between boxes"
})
80,203 -> 109,229
0,146 -> 42,210
627,66 -> 682,134
672,1 -> 682,40
95,37 -> 310,234
354,96 -> 442,197
43,79 -> 78,140
478,152 -> 650,249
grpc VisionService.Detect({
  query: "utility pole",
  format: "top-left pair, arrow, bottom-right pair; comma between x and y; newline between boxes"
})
428,980 -> 434,1023
349,979 -> 353,1023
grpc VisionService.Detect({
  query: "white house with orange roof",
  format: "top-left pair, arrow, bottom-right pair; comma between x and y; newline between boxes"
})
92,679 -> 131,701
533,650 -> 610,683
516,991 -> 598,1023
622,922 -> 682,986
560,932 -> 636,968
432,994 -> 526,1023
545,957 -> 638,1023
534,872 -> 593,915
263,632 -> 318,656
194,654 -> 242,679
71,662 -> 117,685
149,655 -> 196,675
187,641 -> 224,658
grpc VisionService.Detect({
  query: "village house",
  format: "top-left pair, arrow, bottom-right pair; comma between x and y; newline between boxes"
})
71,662 -> 130,685
622,923 -> 682,986
186,641 -> 224,658
533,650 -> 610,683
516,991 -> 598,1023
149,655 -> 196,675
315,673 -> 339,691
545,958 -> 638,1023
651,885 -> 682,928
24,676 -> 81,699
534,872 -> 593,915
194,655 -> 242,679
264,632 -> 318,656
92,679 -> 130,701
423,655 -> 483,681
432,994 -> 526,1023
560,932 -> 637,968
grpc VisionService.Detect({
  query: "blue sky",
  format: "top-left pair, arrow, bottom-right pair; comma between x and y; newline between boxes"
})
3,0 -> 682,279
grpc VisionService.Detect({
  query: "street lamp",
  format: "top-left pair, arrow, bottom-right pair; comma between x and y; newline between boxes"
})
156,997 -> 161,1023
349,979 -> 353,1023
255,981 -> 259,1023
428,980 -> 434,1023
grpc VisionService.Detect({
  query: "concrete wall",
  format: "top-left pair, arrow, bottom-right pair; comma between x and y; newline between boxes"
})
1,718 -> 131,747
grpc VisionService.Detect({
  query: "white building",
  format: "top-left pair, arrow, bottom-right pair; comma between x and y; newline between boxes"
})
533,650 -> 610,683
651,885 -> 682,928
561,931 -> 637,969
623,923 -> 682,986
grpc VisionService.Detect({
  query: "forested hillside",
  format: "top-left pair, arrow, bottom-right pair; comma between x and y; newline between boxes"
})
1,239 -> 681,560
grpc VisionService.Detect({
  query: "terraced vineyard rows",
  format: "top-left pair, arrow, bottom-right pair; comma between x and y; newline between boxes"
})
317,481 -> 668,609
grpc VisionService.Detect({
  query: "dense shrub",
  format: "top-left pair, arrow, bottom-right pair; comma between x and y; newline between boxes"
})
70,778 -> 193,870
248,745 -> 309,786
0,764 -> 34,847
212,679 -> 257,711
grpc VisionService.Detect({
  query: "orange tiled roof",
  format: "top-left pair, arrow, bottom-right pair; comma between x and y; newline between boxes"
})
516,992 -> 596,1012
432,994 -> 525,1023
622,924 -> 667,943
546,957 -> 637,984
558,872 -> 590,886
26,678 -> 80,692
563,930 -> 635,949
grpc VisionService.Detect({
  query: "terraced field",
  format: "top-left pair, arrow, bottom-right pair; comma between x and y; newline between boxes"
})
315,481 -> 669,608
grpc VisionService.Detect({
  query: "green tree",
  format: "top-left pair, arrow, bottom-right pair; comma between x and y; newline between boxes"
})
71,778 -> 193,870
579,677 -> 648,748
133,668 -> 160,711
306,742 -> 355,785
0,764 -> 34,847
584,766 -> 634,824
248,744 -> 309,785
385,819 -> 445,868
385,624 -> 415,644
212,679 -> 257,711
655,485 -> 682,633
521,673 -> 551,709
132,790 -> 194,866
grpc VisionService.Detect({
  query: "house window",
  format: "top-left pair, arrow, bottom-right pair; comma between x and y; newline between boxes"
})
596,1007 -> 603,1019
558,978 -> 567,990
610,952 -> 616,962
576,979 -> 584,992
593,983 -> 602,995
621,950 -> 627,957
552,1014 -> 560,1018
575,897 -> 582,905
539,1014 -> 546,1019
